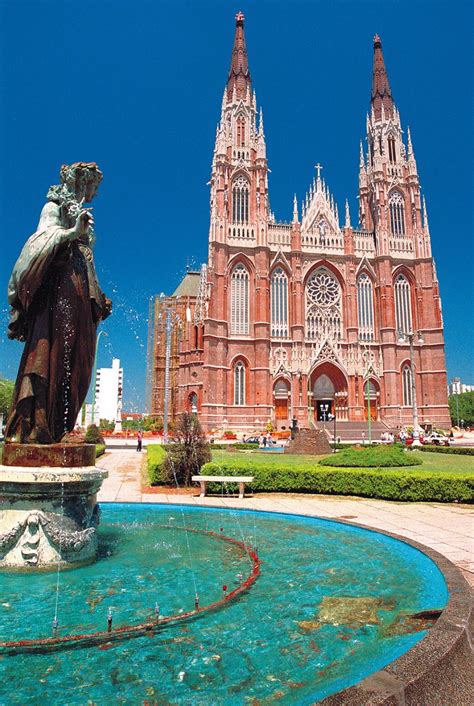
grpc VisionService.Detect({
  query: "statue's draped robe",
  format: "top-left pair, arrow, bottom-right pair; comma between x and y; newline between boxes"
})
6,201 -> 107,443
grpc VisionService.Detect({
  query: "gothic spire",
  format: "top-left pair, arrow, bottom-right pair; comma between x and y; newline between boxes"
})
371,34 -> 393,121
345,199 -> 351,228
293,194 -> 299,222
227,11 -> 251,101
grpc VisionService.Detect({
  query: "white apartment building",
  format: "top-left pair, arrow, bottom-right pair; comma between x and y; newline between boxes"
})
94,358 -> 123,423
448,378 -> 474,396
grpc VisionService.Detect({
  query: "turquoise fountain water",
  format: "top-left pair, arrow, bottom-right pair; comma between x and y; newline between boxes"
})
0,503 -> 448,705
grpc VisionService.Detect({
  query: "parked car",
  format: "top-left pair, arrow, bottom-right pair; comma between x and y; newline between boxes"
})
244,436 -> 260,445
424,432 -> 450,446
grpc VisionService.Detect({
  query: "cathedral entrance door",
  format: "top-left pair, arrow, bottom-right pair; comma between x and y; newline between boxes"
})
313,374 -> 335,422
275,398 -> 288,420
273,379 -> 290,427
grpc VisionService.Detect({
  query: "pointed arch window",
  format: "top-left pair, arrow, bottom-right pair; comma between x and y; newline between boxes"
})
394,274 -> 412,335
388,136 -> 397,163
389,191 -> 406,236
402,364 -> 413,407
236,116 -> 246,147
232,175 -> 249,224
234,361 -> 245,405
271,267 -> 289,337
357,273 -> 374,341
231,263 -> 249,335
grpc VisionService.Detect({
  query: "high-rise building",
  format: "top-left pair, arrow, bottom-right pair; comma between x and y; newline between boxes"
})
94,358 -> 123,424
448,379 -> 474,396
148,13 -> 450,433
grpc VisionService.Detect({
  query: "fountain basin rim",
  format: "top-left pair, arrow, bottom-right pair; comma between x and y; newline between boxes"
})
131,501 -> 470,706
0,465 -> 107,483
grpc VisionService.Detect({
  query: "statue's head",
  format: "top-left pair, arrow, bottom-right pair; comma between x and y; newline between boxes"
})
60,162 -> 103,202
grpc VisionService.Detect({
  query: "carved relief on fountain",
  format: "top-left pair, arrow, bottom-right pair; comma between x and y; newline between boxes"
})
0,507 -> 99,567
0,461 -> 106,569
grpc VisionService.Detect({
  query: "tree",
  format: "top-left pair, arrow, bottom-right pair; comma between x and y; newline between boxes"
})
0,378 -> 15,419
449,392 -> 474,427
162,412 -> 211,486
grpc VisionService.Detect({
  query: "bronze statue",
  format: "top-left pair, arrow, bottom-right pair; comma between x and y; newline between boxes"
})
5,162 -> 111,444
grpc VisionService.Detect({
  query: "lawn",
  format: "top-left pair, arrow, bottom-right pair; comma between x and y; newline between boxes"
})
211,449 -> 474,475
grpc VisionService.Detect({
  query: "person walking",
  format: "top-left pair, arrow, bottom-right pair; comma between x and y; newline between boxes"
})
137,431 -> 143,452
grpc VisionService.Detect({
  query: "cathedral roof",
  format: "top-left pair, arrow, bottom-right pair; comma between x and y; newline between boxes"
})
226,11 -> 251,101
172,271 -> 201,297
371,34 -> 394,120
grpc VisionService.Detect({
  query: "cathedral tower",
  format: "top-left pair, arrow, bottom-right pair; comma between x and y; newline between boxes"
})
150,15 -> 450,433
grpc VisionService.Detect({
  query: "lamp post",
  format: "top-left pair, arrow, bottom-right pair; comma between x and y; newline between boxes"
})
328,411 -> 337,452
321,403 -> 329,430
91,330 -> 108,426
358,337 -> 373,445
398,329 -> 424,447
452,378 -> 460,427
159,295 -> 181,444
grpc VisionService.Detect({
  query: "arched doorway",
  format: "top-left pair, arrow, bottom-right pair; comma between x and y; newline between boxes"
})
313,374 -> 334,421
310,362 -> 348,422
363,379 -> 380,421
273,378 -> 290,427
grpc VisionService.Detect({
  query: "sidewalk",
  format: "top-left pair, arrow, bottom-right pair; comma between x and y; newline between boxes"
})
97,449 -> 474,585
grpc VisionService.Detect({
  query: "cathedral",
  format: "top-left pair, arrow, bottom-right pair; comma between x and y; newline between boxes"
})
148,12 -> 451,434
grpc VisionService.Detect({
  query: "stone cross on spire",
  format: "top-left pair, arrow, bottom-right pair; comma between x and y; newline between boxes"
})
314,163 -> 323,179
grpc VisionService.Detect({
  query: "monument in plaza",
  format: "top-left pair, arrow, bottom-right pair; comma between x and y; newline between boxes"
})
0,162 -> 111,568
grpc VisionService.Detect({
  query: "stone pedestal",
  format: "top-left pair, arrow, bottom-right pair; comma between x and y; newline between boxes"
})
0,444 -> 107,570
284,428 -> 332,455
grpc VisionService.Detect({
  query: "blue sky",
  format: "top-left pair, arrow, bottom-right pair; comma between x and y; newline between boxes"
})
0,0 -> 472,411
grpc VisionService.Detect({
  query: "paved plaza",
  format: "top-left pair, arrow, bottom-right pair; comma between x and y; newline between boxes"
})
97,449 -> 474,586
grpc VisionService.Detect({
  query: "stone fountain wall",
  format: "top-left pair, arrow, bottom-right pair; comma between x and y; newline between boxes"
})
0,444 -> 107,569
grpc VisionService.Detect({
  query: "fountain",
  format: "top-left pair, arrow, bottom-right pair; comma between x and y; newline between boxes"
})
0,165 -> 470,703
0,162 -> 110,569
1,503 -> 467,705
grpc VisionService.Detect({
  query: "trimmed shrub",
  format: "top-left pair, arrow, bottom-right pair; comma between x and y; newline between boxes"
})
419,445 -> 474,456
229,443 -> 261,450
319,445 -> 422,468
147,445 -> 167,485
96,444 -> 106,458
85,424 -> 105,445
200,458 -> 473,503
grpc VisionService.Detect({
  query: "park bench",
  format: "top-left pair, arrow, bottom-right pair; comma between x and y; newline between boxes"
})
191,475 -> 254,499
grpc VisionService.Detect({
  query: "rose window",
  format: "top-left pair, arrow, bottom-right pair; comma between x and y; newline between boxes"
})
307,269 -> 340,306
306,268 -> 342,341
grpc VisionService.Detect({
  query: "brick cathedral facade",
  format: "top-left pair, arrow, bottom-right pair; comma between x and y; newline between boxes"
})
149,13 -> 451,433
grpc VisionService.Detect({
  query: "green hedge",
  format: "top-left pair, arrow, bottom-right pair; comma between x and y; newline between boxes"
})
201,459 -> 473,502
147,445 -> 168,484
419,445 -> 474,456
96,444 -> 106,458
319,445 -> 422,468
